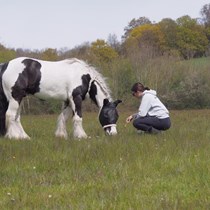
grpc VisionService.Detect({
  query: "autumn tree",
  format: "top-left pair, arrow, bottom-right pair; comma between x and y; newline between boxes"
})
122,17 -> 151,40
176,15 -> 208,59
89,39 -> 118,64
124,24 -> 165,58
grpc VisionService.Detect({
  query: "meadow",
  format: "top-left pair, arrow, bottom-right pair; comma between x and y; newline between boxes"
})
0,109 -> 210,209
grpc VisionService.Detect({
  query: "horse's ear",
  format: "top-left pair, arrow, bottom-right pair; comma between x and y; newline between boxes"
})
113,99 -> 122,107
103,98 -> 110,106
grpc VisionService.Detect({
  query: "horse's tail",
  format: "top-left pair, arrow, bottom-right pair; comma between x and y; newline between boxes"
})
0,63 -> 9,136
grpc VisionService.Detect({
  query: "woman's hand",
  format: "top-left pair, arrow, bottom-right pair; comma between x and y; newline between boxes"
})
126,115 -> 133,123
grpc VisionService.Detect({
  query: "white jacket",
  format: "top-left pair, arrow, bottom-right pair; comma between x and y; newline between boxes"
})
135,90 -> 169,119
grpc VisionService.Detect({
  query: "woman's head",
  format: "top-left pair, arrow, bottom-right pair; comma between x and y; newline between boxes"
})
131,82 -> 150,97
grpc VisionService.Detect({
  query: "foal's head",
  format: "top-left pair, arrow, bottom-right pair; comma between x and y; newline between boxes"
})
99,99 -> 122,135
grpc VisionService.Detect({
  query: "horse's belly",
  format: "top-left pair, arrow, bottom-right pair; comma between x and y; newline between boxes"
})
35,83 -> 68,100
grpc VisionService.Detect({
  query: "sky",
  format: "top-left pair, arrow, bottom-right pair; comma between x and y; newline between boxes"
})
0,0 -> 209,50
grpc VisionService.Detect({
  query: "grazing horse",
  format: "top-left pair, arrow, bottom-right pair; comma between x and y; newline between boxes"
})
0,57 -> 122,140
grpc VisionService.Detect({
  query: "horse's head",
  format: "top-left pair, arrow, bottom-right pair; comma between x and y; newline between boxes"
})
99,99 -> 122,135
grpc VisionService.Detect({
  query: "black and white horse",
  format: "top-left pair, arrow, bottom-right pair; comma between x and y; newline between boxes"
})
0,57 -> 121,139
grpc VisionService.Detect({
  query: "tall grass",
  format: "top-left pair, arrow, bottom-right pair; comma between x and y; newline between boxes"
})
0,110 -> 210,209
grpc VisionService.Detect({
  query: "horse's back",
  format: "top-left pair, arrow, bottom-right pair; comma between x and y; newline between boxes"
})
2,57 -> 93,101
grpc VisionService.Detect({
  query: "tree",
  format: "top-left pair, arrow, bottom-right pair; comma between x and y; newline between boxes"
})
200,3 -> 210,27
59,42 -> 91,60
41,48 -> 58,61
0,44 -> 16,63
122,17 -> 151,40
158,18 -> 179,53
107,34 -> 121,53
176,15 -> 197,27
176,16 -> 208,59
124,24 -> 165,58
89,39 -> 118,64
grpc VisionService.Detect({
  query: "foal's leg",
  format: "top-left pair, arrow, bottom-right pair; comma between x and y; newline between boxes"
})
5,99 -> 30,139
70,96 -> 88,139
55,102 -> 71,139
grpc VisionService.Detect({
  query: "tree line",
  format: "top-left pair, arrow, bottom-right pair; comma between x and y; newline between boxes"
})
1,3 -> 210,113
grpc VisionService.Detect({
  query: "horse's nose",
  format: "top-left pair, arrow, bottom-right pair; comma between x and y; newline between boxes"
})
106,126 -> 117,135
109,130 -> 117,135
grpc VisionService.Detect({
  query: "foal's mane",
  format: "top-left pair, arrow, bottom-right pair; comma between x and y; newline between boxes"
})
67,58 -> 112,100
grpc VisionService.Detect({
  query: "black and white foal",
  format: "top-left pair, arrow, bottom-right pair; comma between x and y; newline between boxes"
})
0,57 -> 121,139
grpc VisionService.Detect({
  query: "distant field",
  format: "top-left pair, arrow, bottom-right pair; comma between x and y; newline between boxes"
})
0,110 -> 210,209
184,56 -> 210,67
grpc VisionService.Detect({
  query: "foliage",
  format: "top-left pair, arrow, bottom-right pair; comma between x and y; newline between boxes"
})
41,48 -> 58,61
158,18 -> 179,55
0,44 -> 16,63
125,24 -> 165,54
0,111 -> 210,209
176,16 -> 209,59
200,3 -> 210,27
122,16 -> 151,40
89,39 -> 118,64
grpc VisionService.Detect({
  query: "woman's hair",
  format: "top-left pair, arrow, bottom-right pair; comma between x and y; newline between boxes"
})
131,82 -> 150,92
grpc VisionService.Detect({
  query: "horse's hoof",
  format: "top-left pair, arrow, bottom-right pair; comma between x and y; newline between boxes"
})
5,133 -> 31,140
74,134 -> 88,139
55,134 -> 68,139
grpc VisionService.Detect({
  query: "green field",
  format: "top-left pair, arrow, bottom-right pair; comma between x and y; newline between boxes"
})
0,110 -> 210,209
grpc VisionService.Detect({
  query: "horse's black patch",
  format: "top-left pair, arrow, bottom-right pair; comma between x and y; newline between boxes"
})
89,81 -> 97,106
72,74 -> 91,117
99,99 -> 122,127
0,62 -> 9,136
11,59 -> 42,104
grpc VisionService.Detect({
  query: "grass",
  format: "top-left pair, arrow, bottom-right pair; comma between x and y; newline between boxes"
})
0,110 -> 210,209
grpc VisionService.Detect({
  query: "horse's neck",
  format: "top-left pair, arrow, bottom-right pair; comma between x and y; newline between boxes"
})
94,81 -> 111,108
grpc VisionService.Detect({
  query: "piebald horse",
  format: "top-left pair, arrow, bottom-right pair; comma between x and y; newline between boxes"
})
0,57 -> 121,139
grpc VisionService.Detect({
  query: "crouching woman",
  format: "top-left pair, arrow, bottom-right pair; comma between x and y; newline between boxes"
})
126,82 -> 171,134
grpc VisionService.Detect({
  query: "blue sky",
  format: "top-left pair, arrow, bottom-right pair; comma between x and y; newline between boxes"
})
0,0 -> 209,50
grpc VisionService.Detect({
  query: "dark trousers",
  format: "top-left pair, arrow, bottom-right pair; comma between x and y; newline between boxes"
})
133,116 -> 171,132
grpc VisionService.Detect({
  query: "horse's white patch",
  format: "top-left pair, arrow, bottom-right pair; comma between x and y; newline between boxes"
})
72,115 -> 88,139
55,106 -> 71,139
5,100 -> 30,139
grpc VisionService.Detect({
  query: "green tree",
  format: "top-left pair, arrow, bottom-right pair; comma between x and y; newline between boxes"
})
176,16 -> 208,59
89,39 -> 118,64
158,18 -> 179,55
41,48 -> 58,61
0,44 -> 16,63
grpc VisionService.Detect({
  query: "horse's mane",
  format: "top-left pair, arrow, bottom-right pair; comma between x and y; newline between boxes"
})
67,58 -> 112,100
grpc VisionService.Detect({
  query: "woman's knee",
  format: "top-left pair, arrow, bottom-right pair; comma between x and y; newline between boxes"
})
132,119 -> 139,129
164,118 -> 171,130
133,118 -> 145,130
